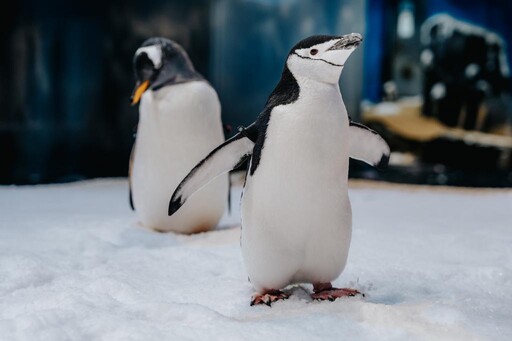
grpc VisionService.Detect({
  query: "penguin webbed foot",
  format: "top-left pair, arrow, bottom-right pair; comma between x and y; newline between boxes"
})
250,290 -> 290,307
311,283 -> 364,301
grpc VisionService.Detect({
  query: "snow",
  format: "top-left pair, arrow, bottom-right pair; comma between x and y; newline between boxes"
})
1,178 -> 511,341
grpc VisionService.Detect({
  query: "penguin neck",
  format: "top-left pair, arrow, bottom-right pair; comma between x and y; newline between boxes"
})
298,76 -> 340,88
295,75 -> 344,107
266,65 -> 345,109
283,61 -> 344,105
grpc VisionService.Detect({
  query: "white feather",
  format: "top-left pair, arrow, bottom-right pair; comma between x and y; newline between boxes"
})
349,124 -> 390,167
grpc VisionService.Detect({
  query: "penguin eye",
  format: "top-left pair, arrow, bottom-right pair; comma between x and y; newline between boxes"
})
310,49 -> 318,56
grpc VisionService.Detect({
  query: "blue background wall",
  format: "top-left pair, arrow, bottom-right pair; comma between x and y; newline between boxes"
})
1,0 -> 511,184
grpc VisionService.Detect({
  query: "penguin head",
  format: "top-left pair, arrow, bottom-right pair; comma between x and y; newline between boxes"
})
287,33 -> 362,84
131,37 -> 202,105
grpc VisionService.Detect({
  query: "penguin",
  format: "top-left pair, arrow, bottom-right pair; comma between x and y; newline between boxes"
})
168,34 -> 390,305
130,37 -> 228,234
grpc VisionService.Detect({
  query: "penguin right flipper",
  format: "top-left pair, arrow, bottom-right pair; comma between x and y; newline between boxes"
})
168,124 -> 258,216
349,121 -> 390,170
128,142 -> 135,211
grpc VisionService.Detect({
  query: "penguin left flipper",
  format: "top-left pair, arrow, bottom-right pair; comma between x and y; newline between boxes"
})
168,124 -> 258,216
349,121 -> 390,170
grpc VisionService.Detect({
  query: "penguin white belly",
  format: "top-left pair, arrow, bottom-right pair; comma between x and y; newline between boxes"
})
132,81 -> 228,233
241,90 -> 352,292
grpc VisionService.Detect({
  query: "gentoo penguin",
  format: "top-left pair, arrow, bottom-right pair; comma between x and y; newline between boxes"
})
168,34 -> 390,304
130,37 -> 228,234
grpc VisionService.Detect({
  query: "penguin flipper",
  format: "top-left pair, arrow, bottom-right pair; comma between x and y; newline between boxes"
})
128,142 -> 135,211
129,187 -> 134,210
168,124 -> 258,216
349,121 -> 390,169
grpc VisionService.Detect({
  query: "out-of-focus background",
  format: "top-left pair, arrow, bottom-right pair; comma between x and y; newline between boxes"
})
1,0 -> 511,186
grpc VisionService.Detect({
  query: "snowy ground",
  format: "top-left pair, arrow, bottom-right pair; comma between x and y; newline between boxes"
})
0,179 -> 511,341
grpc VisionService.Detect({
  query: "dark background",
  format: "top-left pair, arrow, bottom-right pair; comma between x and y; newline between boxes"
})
1,0 -> 511,185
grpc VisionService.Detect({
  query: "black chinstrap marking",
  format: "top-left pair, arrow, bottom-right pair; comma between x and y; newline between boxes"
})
292,53 -> 344,67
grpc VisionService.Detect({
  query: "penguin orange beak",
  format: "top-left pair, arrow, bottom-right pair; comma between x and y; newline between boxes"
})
131,80 -> 150,105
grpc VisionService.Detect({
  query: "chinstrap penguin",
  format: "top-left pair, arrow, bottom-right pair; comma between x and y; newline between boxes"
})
130,37 -> 228,234
168,34 -> 390,304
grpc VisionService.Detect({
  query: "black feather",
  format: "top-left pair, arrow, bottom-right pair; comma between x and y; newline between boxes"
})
291,35 -> 341,51
129,187 -> 134,211
168,195 -> 183,216
250,65 -> 300,175
376,153 -> 390,171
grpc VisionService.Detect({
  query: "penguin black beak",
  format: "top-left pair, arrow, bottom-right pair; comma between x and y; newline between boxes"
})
328,33 -> 363,51
131,80 -> 150,106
